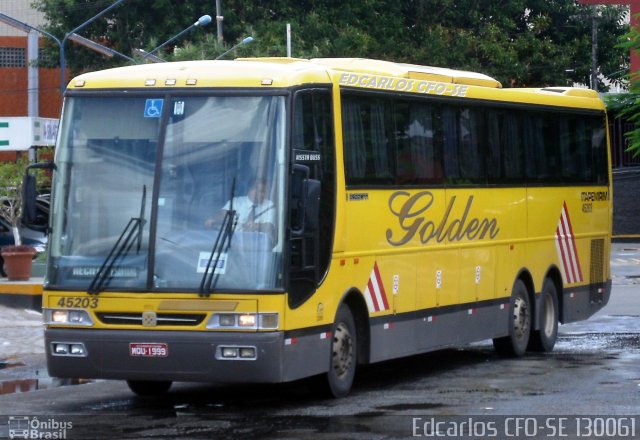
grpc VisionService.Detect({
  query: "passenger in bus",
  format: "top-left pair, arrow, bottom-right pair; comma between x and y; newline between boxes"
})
204,179 -> 275,237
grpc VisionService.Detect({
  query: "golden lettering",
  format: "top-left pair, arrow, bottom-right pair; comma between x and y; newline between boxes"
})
386,191 -> 500,246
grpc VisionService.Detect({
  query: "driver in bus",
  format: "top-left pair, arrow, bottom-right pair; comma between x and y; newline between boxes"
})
204,179 -> 275,237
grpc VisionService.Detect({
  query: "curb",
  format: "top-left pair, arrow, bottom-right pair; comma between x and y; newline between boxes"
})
612,235 -> 640,243
0,278 -> 43,311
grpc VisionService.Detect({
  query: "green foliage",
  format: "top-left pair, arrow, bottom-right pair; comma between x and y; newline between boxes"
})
611,16 -> 640,158
604,93 -> 638,115
0,158 -> 29,245
613,94 -> 640,158
33,0 -> 628,89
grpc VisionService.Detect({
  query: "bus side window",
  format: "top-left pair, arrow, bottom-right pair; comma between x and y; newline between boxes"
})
289,89 -> 336,308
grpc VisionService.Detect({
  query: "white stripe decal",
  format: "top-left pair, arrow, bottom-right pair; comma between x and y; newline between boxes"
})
363,284 -> 375,312
363,262 -> 390,313
555,203 -> 583,284
371,275 -> 385,311
558,217 -> 575,282
554,235 -> 568,284
560,209 -> 579,281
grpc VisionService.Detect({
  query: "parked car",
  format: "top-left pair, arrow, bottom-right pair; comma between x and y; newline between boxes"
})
0,197 -> 48,276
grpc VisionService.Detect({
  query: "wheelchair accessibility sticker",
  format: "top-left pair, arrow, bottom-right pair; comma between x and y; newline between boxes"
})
144,99 -> 164,118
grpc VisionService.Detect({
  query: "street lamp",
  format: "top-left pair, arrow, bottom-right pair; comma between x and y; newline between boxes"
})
147,15 -> 212,56
60,0 -> 129,92
215,36 -> 254,60
68,33 -> 135,62
132,48 -> 166,63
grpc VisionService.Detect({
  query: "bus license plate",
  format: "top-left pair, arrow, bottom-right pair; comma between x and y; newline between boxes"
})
129,343 -> 168,357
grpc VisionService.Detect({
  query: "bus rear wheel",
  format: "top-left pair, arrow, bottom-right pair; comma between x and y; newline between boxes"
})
127,380 -> 172,396
528,279 -> 559,352
493,279 -> 531,357
324,304 -> 357,398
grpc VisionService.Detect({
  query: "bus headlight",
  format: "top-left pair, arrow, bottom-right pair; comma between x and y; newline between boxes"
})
51,342 -> 87,357
238,314 -> 256,327
216,345 -> 257,360
258,314 -> 279,329
219,314 -> 236,327
44,309 -> 94,326
207,313 -> 278,330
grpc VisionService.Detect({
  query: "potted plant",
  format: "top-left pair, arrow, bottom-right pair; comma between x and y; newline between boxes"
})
0,156 -> 36,280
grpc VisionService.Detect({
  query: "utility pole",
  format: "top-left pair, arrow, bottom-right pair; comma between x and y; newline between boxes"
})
591,12 -> 598,91
216,0 -> 224,43
578,0 -> 639,81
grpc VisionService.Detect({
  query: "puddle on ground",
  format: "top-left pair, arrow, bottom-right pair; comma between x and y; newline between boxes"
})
0,355 -> 93,396
1,378 -> 38,394
0,360 -> 25,370
375,403 -> 445,411
0,373 -> 88,396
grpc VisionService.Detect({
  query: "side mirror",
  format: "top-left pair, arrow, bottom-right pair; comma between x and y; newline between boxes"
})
21,161 -> 55,229
21,173 -> 37,225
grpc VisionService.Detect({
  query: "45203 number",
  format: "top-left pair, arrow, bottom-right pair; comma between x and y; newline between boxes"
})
56,297 -> 99,309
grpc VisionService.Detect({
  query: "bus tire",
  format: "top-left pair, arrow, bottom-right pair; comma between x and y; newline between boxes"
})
127,380 -> 172,396
528,279 -> 559,352
493,279 -> 531,357
325,304 -> 357,398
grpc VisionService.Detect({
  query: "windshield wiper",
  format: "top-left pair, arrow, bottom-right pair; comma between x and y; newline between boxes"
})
88,185 -> 147,295
199,179 -> 237,297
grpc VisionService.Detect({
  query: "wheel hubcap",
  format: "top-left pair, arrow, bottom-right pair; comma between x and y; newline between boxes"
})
513,295 -> 530,339
332,322 -> 353,378
543,293 -> 555,337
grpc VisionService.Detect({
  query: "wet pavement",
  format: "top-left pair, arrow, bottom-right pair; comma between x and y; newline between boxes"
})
0,243 -> 638,439
0,306 -> 47,397
0,327 -> 638,439
0,299 -> 87,397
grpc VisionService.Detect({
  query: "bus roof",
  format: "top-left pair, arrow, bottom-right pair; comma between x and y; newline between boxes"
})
68,57 -> 604,110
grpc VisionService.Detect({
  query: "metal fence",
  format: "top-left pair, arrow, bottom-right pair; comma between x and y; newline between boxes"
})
609,115 -> 640,169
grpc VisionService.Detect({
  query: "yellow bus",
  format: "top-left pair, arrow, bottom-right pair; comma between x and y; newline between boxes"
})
34,58 -> 611,397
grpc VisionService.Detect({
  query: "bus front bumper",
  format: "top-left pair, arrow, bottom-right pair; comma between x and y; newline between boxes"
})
45,328 -> 287,383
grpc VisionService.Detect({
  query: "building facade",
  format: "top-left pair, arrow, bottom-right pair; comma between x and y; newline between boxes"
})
1,0 -> 64,119
0,0 -> 64,159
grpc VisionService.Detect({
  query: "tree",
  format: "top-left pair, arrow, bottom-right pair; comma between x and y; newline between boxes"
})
611,20 -> 640,157
33,0 -> 628,89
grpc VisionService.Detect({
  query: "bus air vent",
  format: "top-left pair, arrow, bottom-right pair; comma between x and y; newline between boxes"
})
96,312 -> 206,326
590,239 -> 605,284
589,238 -> 605,304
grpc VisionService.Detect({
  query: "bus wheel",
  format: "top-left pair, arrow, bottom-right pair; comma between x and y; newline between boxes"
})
127,380 -> 172,396
325,305 -> 357,398
493,279 -> 531,357
528,279 -> 559,352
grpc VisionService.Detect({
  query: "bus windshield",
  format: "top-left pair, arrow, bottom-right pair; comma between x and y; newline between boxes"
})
48,94 -> 287,292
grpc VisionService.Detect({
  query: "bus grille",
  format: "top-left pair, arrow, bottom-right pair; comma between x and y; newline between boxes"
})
96,312 -> 206,327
